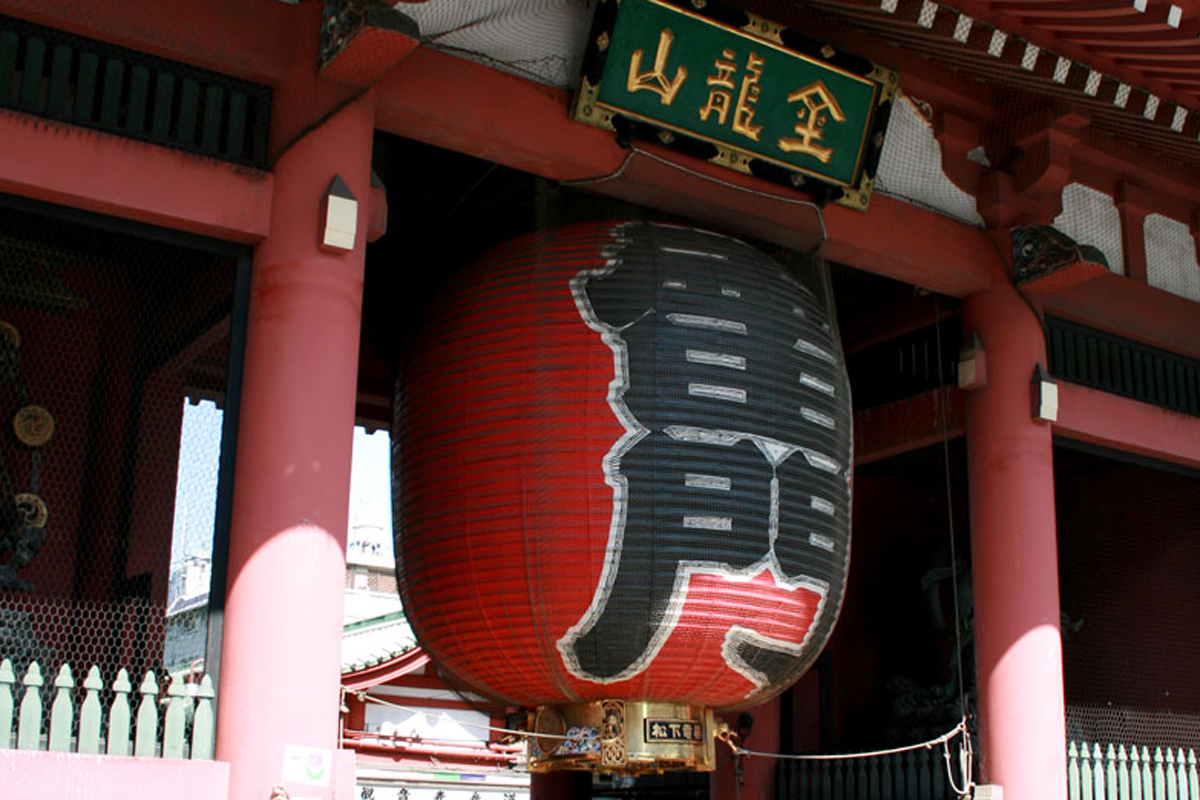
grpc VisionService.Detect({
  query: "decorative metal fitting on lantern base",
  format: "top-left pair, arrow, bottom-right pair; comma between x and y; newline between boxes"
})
529,700 -> 717,774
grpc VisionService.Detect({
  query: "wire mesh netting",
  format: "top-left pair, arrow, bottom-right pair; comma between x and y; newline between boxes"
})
0,201 -> 237,737
398,0 -> 593,88
1055,446 -> 1200,751
1145,215 -> 1200,303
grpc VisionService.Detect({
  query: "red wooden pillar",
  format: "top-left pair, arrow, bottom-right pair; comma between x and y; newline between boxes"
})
712,698 -> 780,800
963,284 -> 1067,800
215,91 -> 375,800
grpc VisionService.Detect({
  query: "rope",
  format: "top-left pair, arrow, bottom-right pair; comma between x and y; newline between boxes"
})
731,718 -> 967,762
361,695 -> 974,792
356,691 -> 570,741
731,718 -> 973,799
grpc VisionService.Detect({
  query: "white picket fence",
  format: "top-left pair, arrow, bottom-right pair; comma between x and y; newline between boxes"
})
1069,741 -> 1200,800
0,658 -> 215,759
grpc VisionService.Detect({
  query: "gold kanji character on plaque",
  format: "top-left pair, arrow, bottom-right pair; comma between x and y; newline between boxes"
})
777,80 -> 846,163
699,50 -> 764,142
731,51 -> 764,141
628,29 -> 688,106
699,49 -> 737,124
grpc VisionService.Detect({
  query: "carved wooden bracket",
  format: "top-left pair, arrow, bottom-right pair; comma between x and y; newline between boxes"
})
1010,108 -> 1087,199
934,110 -> 985,197
319,0 -> 419,87
1011,224 -> 1110,293
976,108 -> 1089,229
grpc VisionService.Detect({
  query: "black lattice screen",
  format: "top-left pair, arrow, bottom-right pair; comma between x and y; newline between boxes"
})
0,13 -> 270,168
1046,316 -> 1200,418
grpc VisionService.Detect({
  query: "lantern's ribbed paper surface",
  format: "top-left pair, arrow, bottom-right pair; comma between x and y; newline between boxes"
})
395,222 -> 852,710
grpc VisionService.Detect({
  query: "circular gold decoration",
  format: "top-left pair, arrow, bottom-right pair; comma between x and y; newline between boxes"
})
534,707 -> 567,756
14,493 -> 47,528
821,44 -> 837,60
0,322 -> 20,355
13,405 -> 53,447
596,32 -> 610,52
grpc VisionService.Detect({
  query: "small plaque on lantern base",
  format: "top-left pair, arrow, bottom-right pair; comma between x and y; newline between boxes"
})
530,700 -> 716,774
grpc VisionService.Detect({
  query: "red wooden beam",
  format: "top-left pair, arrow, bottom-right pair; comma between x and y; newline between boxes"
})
0,109 -> 272,242
1012,12 -> 1178,31
1075,22 -> 1200,45
0,0 -> 298,82
375,48 -> 1000,297
1043,270 -> 1200,360
991,0 -> 1169,15
1056,382 -> 1200,469
342,732 -> 520,765
1108,49 -> 1200,61
854,387 -> 966,466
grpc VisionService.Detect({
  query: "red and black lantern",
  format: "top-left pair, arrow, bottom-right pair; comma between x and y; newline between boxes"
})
394,221 -> 852,772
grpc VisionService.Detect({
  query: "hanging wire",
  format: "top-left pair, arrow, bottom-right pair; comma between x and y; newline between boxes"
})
722,297 -> 977,796
932,295 -> 970,724
932,293 -> 977,798
559,147 -> 637,187
561,144 -> 829,242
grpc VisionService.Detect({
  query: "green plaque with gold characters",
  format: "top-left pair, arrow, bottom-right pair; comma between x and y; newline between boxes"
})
573,0 -> 898,209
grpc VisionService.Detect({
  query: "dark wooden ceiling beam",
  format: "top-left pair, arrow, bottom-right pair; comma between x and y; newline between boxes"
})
1105,48 -> 1200,61
1063,18 -> 1200,42
1008,11 -> 1178,32
989,0 -> 1172,17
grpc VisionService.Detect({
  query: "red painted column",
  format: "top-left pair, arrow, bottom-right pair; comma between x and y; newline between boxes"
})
215,91 -> 375,800
712,698 -> 780,800
963,284 -> 1067,800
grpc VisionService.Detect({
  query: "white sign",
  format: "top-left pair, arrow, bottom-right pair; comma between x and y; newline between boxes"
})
282,744 -> 333,788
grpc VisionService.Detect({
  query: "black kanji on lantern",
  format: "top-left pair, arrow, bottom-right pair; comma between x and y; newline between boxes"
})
558,224 -> 852,687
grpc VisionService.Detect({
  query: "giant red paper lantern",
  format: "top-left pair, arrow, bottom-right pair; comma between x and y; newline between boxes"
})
394,221 -> 851,770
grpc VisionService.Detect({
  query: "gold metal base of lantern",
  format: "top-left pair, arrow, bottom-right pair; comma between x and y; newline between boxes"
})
528,700 -> 717,774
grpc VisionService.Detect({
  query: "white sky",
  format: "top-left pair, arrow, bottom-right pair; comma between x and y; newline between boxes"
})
170,401 -> 396,584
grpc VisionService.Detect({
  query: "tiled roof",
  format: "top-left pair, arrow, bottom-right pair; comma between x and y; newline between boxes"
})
341,611 -> 417,673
